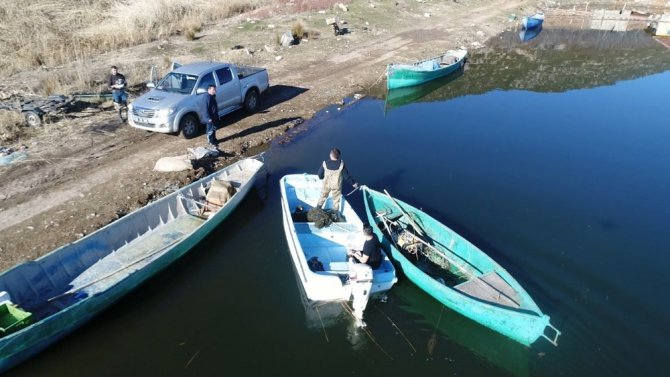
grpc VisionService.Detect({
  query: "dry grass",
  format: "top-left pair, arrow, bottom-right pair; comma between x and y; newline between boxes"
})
33,63 -> 103,96
0,0 -> 266,74
0,110 -> 27,142
274,0 -> 350,13
182,16 -> 203,41
1,0 -> 353,96
291,20 -> 307,39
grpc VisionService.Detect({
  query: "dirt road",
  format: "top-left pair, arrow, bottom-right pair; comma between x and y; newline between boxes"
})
0,0 -> 534,271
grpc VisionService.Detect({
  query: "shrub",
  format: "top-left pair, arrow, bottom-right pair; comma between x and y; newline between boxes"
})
0,110 -> 27,142
0,0 -> 265,73
291,20 -> 307,39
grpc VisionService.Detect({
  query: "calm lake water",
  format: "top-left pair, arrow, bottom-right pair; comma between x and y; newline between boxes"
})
8,30 -> 670,377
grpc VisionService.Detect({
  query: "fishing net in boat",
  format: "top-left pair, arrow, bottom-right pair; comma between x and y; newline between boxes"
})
379,214 -> 465,284
393,228 -> 451,271
307,207 -> 345,228
396,230 -> 422,256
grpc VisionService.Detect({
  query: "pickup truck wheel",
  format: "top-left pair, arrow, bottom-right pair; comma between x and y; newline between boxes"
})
180,114 -> 200,139
243,89 -> 259,112
24,111 -> 42,127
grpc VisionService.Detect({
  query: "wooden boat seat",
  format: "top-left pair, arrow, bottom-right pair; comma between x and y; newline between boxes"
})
454,272 -> 521,309
440,56 -> 457,65
223,169 -> 253,188
379,211 -> 403,222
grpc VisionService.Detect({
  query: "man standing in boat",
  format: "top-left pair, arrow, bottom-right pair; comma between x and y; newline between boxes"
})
316,148 -> 358,212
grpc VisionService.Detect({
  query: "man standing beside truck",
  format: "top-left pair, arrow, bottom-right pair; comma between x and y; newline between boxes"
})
108,65 -> 127,122
204,84 -> 219,149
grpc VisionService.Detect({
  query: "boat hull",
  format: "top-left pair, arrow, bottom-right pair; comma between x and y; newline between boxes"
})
362,187 -> 555,346
386,49 -> 467,89
0,156 -> 265,372
519,25 -> 542,42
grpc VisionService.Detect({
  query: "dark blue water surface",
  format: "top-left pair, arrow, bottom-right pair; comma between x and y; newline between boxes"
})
8,30 -> 670,377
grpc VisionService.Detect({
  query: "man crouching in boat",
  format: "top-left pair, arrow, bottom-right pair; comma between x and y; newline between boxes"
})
316,148 -> 358,212
347,224 -> 382,269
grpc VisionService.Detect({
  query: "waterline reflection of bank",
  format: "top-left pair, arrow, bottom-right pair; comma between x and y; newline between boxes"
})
370,29 -> 670,104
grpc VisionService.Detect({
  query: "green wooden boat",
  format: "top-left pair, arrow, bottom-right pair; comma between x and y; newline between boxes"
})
386,49 -> 467,90
361,186 -> 561,347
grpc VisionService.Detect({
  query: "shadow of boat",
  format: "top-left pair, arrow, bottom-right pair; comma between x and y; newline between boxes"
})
384,68 -> 464,112
392,282 -> 532,377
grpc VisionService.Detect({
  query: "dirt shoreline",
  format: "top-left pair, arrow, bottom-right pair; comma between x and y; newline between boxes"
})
0,0 -> 539,272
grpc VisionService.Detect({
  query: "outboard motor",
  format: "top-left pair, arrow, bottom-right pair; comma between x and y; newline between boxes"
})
348,258 -> 373,327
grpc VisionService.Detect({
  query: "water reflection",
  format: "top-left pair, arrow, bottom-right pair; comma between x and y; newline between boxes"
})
392,283 -> 532,377
384,69 -> 464,112
369,29 -> 670,102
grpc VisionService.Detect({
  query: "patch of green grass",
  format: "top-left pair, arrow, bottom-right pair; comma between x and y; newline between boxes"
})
190,45 -> 207,55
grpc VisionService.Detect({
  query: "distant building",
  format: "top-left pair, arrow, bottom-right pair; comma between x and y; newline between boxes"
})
656,14 -> 670,36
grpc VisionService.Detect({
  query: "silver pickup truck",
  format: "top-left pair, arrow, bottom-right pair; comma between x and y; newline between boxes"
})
127,61 -> 269,138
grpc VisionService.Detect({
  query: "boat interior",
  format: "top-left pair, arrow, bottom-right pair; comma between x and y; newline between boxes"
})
284,178 -> 395,281
375,206 -> 523,309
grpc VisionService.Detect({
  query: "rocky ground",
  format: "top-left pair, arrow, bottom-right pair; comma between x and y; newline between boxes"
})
0,0 -> 559,271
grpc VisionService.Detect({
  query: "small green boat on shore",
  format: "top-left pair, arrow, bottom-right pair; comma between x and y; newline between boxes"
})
386,49 -> 467,89
361,186 -> 560,347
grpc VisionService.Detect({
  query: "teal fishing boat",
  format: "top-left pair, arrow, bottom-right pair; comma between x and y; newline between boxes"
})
361,186 -> 560,347
0,155 -> 265,372
386,49 -> 467,90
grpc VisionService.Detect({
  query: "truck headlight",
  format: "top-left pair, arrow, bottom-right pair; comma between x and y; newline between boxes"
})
156,108 -> 175,118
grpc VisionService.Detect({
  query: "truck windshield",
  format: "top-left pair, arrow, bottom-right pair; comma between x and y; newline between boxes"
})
156,73 -> 199,94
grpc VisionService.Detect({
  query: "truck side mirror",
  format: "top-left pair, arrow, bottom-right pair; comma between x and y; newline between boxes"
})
196,88 -> 207,95
146,82 -> 156,89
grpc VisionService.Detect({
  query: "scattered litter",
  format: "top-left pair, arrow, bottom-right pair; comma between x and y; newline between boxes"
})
187,146 -> 219,160
0,145 -> 29,166
280,31 -> 293,46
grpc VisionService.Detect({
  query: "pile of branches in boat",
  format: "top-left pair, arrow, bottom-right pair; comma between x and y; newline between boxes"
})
378,215 -> 466,286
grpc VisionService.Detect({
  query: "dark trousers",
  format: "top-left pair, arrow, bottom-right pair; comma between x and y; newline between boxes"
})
206,121 -> 217,145
112,90 -> 127,104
